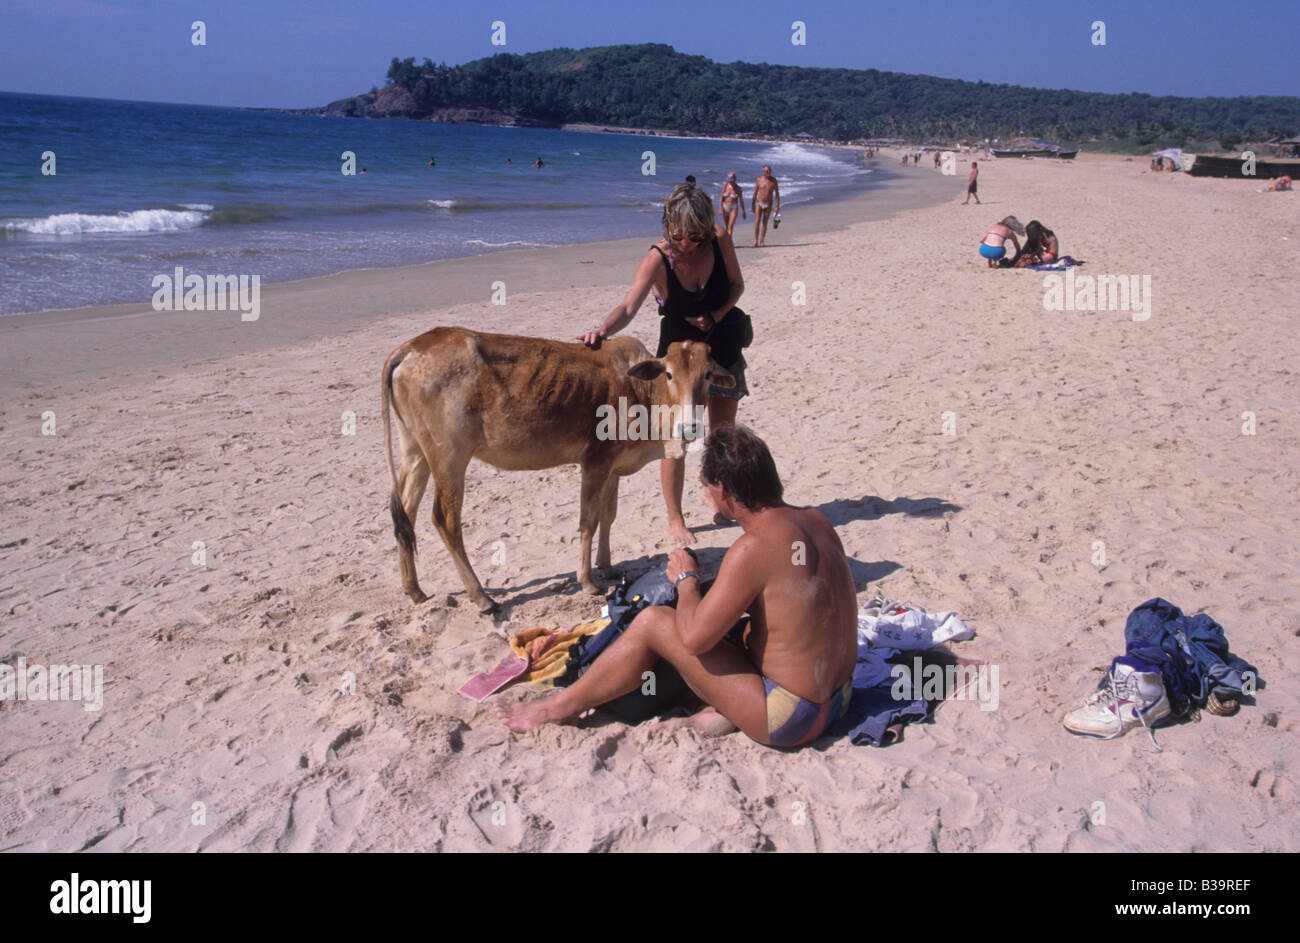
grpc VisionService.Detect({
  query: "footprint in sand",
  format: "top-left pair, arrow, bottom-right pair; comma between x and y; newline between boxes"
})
467,785 -> 525,848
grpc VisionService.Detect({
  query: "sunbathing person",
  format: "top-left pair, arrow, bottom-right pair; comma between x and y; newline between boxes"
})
496,425 -> 859,748
1269,176 -> 1292,191
1039,225 -> 1059,262
1011,220 -> 1059,267
979,216 -> 1024,267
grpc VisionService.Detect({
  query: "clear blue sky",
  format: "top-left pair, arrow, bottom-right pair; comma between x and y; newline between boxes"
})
2,0 -> 1296,108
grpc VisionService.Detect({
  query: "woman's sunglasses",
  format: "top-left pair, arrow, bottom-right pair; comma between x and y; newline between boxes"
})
671,232 -> 707,244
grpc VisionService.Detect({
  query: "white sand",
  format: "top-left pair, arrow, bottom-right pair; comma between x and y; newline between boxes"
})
1,154 -> 1296,851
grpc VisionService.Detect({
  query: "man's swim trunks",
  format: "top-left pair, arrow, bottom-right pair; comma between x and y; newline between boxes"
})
979,243 -> 1005,260
763,676 -> 854,747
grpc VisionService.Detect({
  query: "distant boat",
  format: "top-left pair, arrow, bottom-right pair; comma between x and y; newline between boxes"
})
1187,154 -> 1299,179
991,143 -> 1077,159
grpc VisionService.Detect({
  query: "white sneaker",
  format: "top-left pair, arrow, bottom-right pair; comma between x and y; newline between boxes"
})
1063,657 -> 1171,749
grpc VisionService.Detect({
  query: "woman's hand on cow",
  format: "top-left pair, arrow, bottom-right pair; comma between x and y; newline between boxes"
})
578,326 -> 605,348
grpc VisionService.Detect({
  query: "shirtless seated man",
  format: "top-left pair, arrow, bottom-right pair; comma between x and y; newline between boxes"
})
497,425 -> 859,748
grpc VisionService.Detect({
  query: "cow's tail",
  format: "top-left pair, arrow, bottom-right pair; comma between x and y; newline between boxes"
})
382,346 -> 418,559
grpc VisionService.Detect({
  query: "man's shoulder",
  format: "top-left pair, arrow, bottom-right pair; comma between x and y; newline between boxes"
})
722,530 -> 762,559
740,505 -> 834,547
778,502 -> 830,526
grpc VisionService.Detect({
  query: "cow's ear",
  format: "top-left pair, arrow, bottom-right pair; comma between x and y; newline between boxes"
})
628,359 -> 666,381
709,364 -> 736,389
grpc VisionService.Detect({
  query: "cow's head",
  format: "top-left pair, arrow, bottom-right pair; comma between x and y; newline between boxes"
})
627,341 -> 734,459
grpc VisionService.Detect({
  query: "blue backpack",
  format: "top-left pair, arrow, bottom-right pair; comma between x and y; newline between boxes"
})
1123,597 -> 1259,716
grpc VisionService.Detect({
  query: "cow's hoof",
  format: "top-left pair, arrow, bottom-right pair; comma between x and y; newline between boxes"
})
476,598 -> 501,616
406,588 -> 428,604
580,579 -> 603,596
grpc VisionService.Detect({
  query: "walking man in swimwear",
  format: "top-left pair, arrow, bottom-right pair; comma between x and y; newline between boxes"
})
497,426 -> 859,748
752,165 -> 779,247
963,161 -> 980,204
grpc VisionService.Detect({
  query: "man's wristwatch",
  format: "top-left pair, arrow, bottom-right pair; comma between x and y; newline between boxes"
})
674,570 -> 701,587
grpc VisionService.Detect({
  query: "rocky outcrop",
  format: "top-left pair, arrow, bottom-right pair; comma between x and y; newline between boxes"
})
425,106 -> 517,125
319,85 -> 419,119
311,96 -> 558,127
320,96 -> 369,117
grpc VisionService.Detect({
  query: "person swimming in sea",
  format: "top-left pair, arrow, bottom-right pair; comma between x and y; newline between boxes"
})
979,216 -> 1024,267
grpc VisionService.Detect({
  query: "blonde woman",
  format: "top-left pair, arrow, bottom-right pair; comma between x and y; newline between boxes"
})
579,183 -> 752,545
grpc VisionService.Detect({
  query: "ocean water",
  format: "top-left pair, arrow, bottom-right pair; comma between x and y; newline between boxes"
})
0,92 -> 885,315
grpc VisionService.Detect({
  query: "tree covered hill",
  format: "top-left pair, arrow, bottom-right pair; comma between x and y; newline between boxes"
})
317,43 -> 1299,147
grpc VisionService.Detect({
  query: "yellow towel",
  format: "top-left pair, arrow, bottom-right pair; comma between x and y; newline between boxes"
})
509,617 -> 610,687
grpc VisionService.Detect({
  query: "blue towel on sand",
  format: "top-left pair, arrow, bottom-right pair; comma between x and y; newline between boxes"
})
831,644 -> 933,747
1029,255 -> 1082,271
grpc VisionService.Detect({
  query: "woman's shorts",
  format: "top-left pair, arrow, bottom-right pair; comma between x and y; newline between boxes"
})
979,243 -> 1005,260
711,357 -> 748,400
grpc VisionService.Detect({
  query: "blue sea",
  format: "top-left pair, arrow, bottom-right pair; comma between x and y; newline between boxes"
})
0,92 -> 884,315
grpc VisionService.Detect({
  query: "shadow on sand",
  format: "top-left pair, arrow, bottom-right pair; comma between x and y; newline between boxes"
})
462,493 -> 962,617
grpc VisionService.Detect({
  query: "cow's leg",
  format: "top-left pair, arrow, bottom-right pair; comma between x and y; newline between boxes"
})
577,462 -> 613,595
595,475 -> 619,577
395,450 -> 431,603
428,448 -> 497,614
390,418 -> 431,603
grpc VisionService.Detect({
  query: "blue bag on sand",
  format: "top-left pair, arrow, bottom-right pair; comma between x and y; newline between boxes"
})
561,566 -> 688,723
1123,597 -> 1259,716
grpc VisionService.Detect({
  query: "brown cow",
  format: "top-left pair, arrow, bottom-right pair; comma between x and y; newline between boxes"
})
381,328 -> 733,613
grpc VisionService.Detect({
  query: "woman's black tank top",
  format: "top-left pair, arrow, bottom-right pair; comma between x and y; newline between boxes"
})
650,240 -> 748,366
652,241 -> 730,322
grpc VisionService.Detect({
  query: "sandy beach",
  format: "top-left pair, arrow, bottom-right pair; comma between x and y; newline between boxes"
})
1,153 -> 1296,852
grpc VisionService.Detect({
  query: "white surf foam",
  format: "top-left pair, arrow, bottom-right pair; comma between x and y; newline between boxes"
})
4,207 -> 211,235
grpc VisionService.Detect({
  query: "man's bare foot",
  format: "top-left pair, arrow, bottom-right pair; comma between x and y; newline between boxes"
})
652,707 -> 737,738
495,696 -> 568,732
666,518 -> 695,546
